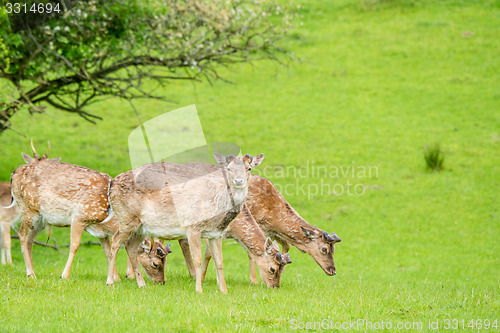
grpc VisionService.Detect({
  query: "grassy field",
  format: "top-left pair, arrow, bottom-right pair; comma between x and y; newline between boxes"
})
1,0 -> 499,331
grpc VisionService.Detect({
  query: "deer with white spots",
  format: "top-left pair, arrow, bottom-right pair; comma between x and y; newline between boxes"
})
10,142 -> 170,280
165,162 -> 341,282
106,153 -> 264,293
245,175 -> 341,278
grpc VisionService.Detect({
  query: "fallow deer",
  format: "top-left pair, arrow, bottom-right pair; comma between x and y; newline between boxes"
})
166,162 -> 341,281
106,153 -> 264,293
10,141 -> 169,281
0,182 -> 20,264
144,162 -> 291,287
246,175 -> 342,277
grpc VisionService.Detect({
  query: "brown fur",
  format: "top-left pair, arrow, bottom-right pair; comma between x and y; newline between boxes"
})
246,175 -> 341,276
173,163 -> 341,278
11,151 -> 166,280
197,204 -> 291,288
106,154 -> 264,293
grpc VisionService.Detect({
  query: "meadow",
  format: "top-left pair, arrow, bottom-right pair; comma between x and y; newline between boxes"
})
0,0 -> 499,331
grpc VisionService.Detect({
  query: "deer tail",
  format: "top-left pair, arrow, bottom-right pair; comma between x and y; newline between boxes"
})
101,206 -> 115,224
2,192 -> 16,209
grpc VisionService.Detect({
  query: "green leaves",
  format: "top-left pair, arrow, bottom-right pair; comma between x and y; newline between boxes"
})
0,0 -> 291,131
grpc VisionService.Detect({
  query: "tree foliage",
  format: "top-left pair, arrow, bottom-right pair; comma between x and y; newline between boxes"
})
0,0 -> 292,132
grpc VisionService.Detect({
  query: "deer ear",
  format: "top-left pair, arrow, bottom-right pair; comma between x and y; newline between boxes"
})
21,153 -> 33,164
213,153 -> 226,165
250,154 -> 265,168
271,240 -> 280,252
50,157 -> 62,162
225,155 -> 236,163
300,226 -> 315,240
264,237 -> 273,254
165,243 -> 173,254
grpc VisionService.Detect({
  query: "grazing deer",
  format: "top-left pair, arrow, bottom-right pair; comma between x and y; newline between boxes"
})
10,141 -> 169,281
246,175 -> 341,277
192,204 -> 292,288
137,237 -> 172,284
169,163 -> 341,281
106,153 -> 264,293
0,183 -> 20,265
180,175 -> 341,281
147,162 -> 290,287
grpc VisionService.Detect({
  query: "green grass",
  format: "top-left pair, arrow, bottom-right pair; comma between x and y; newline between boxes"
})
1,0 -> 499,331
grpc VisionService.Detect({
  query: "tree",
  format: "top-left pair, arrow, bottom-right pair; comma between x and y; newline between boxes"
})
0,0 -> 292,133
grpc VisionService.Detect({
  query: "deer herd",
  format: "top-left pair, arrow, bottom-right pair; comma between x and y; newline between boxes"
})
0,141 -> 341,293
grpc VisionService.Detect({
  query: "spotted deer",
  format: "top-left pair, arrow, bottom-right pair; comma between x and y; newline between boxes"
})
10,142 -> 169,281
0,182 -> 20,265
106,153 -> 264,293
146,162 -> 292,287
246,175 -> 341,277
169,162 -> 341,281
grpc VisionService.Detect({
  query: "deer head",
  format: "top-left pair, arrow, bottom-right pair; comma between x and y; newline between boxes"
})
255,238 -> 292,288
213,153 -> 265,190
21,140 -> 61,164
138,238 -> 172,284
299,226 -> 341,276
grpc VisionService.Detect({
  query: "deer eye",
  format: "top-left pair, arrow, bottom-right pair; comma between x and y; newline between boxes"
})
269,267 -> 276,274
152,263 -> 159,268
321,247 -> 328,254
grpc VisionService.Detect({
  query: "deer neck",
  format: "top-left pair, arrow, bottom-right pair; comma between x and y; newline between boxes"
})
225,205 -> 267,258
227,185 -> 248,212
270,203 -> 312,252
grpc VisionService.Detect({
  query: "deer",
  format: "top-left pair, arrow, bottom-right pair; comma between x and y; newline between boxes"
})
245,174 -> 342,278
0,182 -> 20,265
193,204 -> 291,288
106,153 -> 264,293
151,162 -> 292,287
162,162 -> 341,282
10,141 -> 170,281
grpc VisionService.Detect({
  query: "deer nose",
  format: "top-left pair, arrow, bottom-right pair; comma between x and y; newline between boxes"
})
233,179 -> 245,187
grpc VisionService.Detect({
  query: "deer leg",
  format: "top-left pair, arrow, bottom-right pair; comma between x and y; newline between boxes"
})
61,218 -> 87,279
99,237 -> 121,282
200,239 -> 212,282
187,231 -> 203,293
1,224 -> 6,264
248,254 -> 258,284
126,254 -> 134,279
208,237 -> 227,293
26,218 -> 44,266
125,232 -> 146,288
18,212 -> 41,278
179,239 -> 195,278
107,221 -> 138,286
5,222 -> 12,265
